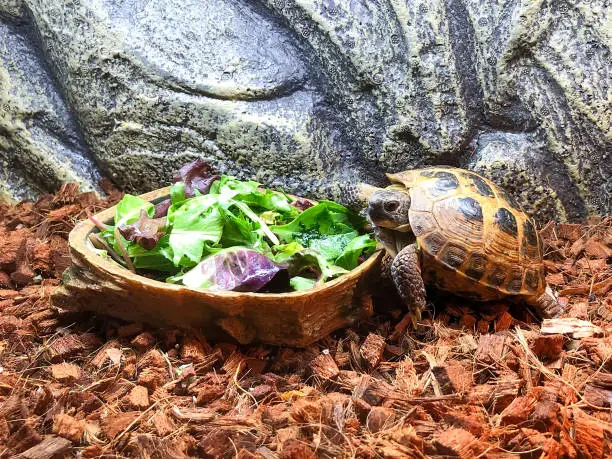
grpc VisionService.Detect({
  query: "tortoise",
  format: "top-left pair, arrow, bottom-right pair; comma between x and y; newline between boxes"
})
359,166 -> 561,330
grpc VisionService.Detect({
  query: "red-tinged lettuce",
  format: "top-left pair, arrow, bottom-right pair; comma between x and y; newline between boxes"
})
182,248 -> 286,292
118,209 -> 167,250
174,158 -> 219,198
292,198 -> 314,211
114,194 -> 154,228
153,199 -> 172,218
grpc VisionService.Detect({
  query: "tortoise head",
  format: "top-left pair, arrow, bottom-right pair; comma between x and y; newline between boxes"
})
347,171 -> 412,214
366,184 -> 412,232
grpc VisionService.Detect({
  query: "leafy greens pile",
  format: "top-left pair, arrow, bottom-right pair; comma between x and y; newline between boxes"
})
91,160 -> 376,293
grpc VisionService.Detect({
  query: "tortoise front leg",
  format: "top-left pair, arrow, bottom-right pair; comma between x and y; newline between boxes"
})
380,253 -> 394,285
526,285 -> 563,319
389,243 -> 427,339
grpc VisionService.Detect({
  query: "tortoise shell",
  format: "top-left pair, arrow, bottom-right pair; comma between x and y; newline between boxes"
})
387,166 -> 545,301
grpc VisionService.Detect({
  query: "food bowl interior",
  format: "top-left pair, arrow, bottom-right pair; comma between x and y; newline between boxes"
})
84,190 -> 380,298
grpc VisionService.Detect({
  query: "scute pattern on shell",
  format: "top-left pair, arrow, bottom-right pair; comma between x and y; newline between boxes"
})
386,166 -> 545,299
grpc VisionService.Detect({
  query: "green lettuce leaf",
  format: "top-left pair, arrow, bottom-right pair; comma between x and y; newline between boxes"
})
128,235 -> 176,272
210,175 -> 297,216
283,249 -> 348,282
271,201 -> 373,269
228,199 -> 280,245
272,242 -> 305,263
259,210 -> 282,225
270,201 -> 364,244
167,195 -> 224,267
308,232 -> 359,261
290,276 -> 316,291
115,194 -> 154,228
170,182 -> 186,204
220,208 -> 260,248
335,234 -> 377,270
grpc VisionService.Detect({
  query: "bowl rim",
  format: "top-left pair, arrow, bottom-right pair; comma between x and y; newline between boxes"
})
70,186 -> 381,299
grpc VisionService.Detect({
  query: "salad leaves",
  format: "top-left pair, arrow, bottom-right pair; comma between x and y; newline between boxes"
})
270,201 -> 375,270
174,158 -> 219,198
182,247 -> 285,292
118,209 -> 166,250
169,201 -> 224,267
114,194 -> 154,228
95,160 -> 376,292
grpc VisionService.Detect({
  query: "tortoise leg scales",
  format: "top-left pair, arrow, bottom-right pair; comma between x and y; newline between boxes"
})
527,285 -> 563,319
389,243 -> 427,340
380,253 -> 394,284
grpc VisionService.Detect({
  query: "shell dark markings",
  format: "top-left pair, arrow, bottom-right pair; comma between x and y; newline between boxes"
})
433,171 -> 455,179
521,235 -> 538,259
507,268 -> 524,293
410,211 -> 436,236
440,243 -> 468,268
487,264 -> 507,287
523,220 -> 538,246
464,252 -> 486,280
494,208 -> 518,236
525,269 -> 539,292
499,190 -> 522,210
521,219 -> 542,258
422,232 -> 446,255
437,175 -> 459,189
470,176 -> 494,197
428,174 -> 460,197
458,197 -> 483,222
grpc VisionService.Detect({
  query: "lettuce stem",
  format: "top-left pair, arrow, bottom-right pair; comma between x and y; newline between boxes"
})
230,199 -> 280,245
114,227 -> 136,273
89,215 -> 109,231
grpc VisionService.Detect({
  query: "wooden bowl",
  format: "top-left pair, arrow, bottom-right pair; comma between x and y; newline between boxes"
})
51,187 -> 383,346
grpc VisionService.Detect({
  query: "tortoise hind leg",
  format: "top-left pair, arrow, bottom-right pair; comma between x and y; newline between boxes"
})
526,285 -> 563,319
389,243 -> 427,340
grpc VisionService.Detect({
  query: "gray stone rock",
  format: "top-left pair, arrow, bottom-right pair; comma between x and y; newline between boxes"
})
0,0 -> 610,222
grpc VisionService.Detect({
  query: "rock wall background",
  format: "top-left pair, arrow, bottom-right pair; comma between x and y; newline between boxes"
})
0,0 -> 610,222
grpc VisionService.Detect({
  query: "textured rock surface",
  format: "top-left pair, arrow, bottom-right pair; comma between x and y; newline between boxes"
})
0,0 -> 610,222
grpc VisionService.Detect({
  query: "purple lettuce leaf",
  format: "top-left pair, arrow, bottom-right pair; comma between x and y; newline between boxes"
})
118,209 -> 167,250
153,199 -> 172,218
182,248 -> 286,292
293,198 -> 315,211
173,158 -> 219,198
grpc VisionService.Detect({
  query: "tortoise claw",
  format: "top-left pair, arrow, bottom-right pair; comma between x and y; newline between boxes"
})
389,308 -> 422,341
529,285 -> 564,319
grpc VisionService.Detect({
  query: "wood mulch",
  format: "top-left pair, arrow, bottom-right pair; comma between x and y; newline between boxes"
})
0,184 -> 610,458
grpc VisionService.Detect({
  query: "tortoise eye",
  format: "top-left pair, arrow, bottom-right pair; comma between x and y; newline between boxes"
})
384,201 -> 400,212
